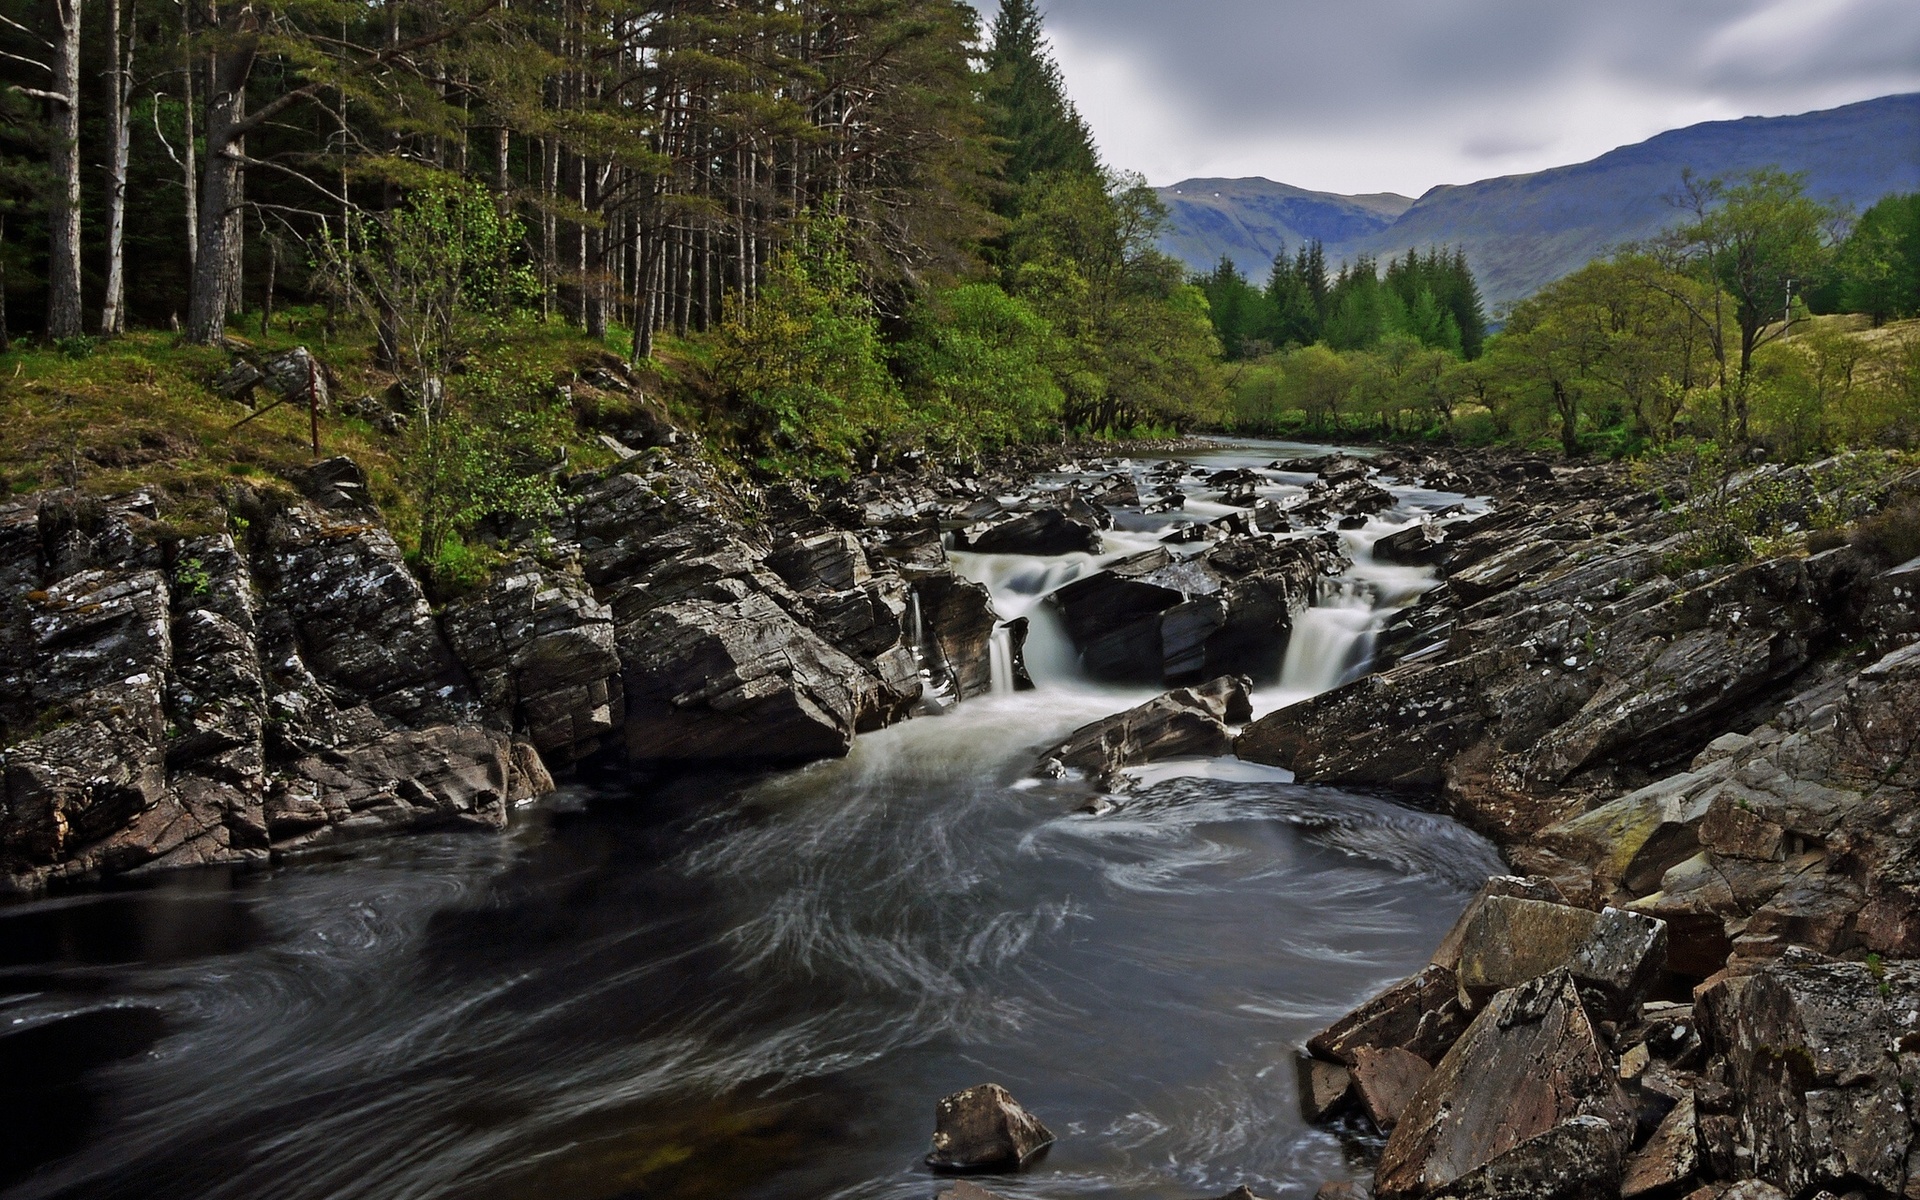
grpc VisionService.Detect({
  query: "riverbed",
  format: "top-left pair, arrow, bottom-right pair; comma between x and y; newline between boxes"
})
0,441 -> 1502,1200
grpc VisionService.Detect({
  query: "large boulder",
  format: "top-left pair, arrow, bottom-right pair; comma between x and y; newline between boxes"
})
1239,554 -> 1835,844
915,573 -> 1000,701
265,724 -> 514,852
1452,897 -> 1667,1020
1,567 -> 173,888
1375,971 -> 1632,1200
617,593 -> 870,763
926,1083 -> 1054,1172
258,501 -> 472,726
1307,963 -> 1470,1068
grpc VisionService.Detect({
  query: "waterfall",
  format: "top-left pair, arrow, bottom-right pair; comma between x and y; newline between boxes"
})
989,624 -> 1015,694
1276,579 -> 1379,696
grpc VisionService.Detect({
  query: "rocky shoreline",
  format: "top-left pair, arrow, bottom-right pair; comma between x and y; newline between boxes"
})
5,410 -> 1919,1200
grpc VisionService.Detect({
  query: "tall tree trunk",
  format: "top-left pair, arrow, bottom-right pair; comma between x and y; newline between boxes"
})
100,0 -> 133,334
179,6 -> 197,275
0,213 -> 11,352
186,40 -> 254,343
45,0 -> 84,339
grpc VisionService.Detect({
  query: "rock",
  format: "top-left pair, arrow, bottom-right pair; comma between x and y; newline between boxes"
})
957,508 -> 1101,556
259,500 -> 471,727
286,455 -> 370,511
1352,1045 -> 1432,1131
1049,538 -> 1339,685
1375,971 -> 1632,1200
443,560 -> 621,764
570,455 -> 749,587
617,593 -> 869,763
1693,955 -> 1917,1198
1375,523 -> 1446,566
1858,556 -> 1919,656
765,531 -> 871,594
1308,963 -> 1470,1067
1423,1114 -> 1624,1200
265,724 -> 512,852
1430,875 -> 1569,972
1037,675 -> 1251,786
259,346 -> 328,409
1622,1094 -> 1697,1198
1446,539 -> 1567,605
916,573 -> 1001,701
926,1083 -> 1054,1172
1522,764 -> 1727,905
1316,1183 -> 1372,1200
1300,1057 -> 1355,1120
1203,1189 -> 1276,1200
1241,554 -> 1834,845
1454,897 -> 1667,1019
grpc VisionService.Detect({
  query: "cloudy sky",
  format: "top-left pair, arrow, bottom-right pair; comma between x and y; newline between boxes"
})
996,0 -> 1920,197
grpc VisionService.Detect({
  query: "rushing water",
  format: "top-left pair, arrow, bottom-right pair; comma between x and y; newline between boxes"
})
0,440 -> 1499,1200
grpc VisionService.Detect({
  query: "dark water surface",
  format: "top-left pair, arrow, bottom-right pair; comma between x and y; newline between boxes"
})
1,441 -> 1501,1200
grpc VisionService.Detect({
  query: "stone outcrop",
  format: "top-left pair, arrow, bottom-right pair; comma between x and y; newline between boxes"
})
1291,453 -> 1920,1200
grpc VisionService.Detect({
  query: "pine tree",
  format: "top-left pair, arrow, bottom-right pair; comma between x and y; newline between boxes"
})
982,0 -> 1099,207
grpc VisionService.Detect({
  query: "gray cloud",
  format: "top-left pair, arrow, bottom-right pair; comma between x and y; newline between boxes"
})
988,0 -> 1920,195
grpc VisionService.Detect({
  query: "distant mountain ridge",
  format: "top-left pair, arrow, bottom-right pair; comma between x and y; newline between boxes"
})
1158,93 -> 1920,311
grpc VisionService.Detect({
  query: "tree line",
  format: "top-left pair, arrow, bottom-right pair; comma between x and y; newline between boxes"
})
1201,241 -> 1487,362
1227,170 -> 1920,462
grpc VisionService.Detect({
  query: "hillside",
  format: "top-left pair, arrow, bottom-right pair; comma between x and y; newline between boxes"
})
1155,178 -> 1412,278
1159,92 -> 1920,310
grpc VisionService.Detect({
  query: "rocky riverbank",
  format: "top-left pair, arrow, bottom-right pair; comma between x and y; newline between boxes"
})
1236,450 -> 1920,1200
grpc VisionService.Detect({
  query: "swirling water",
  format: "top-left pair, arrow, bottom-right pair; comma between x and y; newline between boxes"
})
0,440 -> 1500,1200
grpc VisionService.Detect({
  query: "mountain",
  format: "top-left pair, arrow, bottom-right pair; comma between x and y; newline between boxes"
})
1157,93 -> 1920,311
1155,178 -> 1413,280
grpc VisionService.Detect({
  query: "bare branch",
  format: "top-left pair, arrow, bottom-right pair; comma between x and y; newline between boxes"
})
0,12 -> 55,49
8,85 -> 71,106
0,50 -> 52,72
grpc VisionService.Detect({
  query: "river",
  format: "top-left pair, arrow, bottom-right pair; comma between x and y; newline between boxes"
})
0,440 -> 1501,1200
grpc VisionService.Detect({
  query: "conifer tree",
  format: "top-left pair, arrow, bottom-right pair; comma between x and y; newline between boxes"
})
982,0 -> 1099,206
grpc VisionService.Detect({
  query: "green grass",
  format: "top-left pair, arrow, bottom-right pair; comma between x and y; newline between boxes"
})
0,310 -> 642,548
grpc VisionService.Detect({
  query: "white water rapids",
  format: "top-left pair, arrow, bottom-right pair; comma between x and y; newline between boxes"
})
0,439 -> 1500,1200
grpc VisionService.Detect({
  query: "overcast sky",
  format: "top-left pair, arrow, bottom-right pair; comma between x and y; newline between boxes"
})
989,0 -> 1920,197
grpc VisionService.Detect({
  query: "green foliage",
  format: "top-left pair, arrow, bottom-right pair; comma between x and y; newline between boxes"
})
711,215 -> 904,477
1828,193 -> 1920,324
1005,171 -> 1225,434
898,282 -> 1065,454
1653,441 -> 1915,570
314,179 -> 561,570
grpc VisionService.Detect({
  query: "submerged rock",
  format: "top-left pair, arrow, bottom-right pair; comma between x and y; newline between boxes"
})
926,1083 -> 1054,1172
1037,674 -> 1252,788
